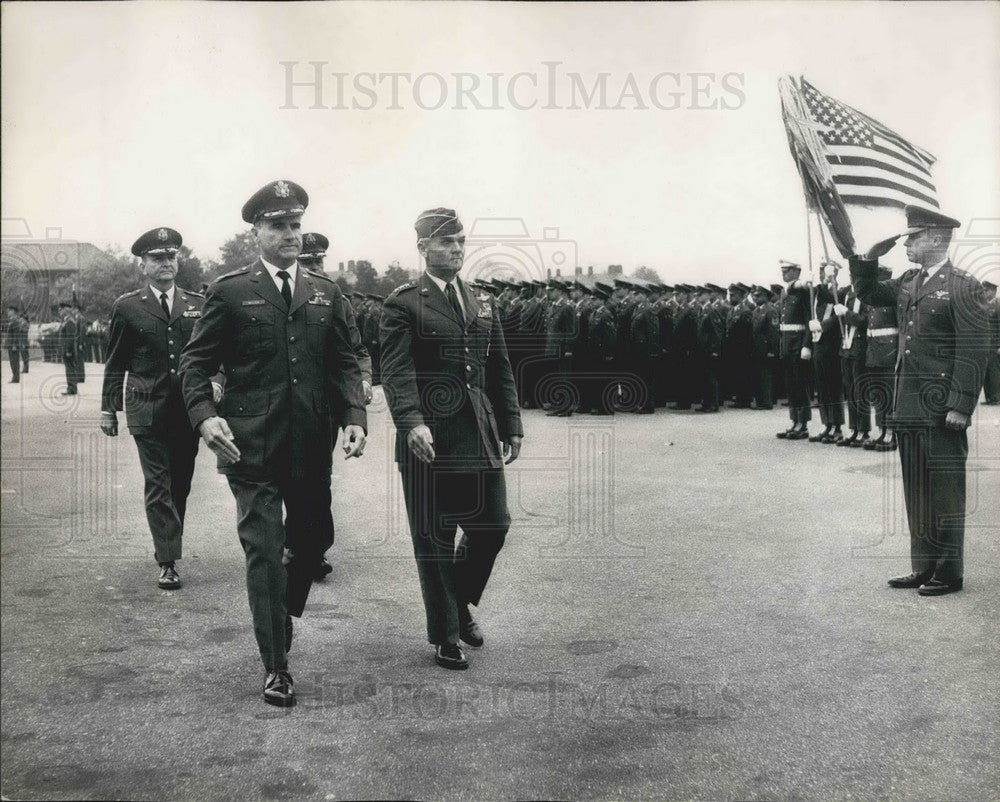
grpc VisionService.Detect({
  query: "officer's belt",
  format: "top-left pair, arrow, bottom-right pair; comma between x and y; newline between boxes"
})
779,324 -> 805,332
868,328 -> 899,337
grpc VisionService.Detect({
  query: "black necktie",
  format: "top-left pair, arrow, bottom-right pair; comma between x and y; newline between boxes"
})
445,282 -> 464,324
276,270 -> 293,308
160,292 -> 170,319
915,268 -> 929,293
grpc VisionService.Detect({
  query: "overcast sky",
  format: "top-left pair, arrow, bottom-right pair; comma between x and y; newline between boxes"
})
3,1 -> 998,285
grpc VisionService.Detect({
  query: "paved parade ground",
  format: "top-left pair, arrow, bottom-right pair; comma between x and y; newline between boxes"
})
2,361 -> 998,801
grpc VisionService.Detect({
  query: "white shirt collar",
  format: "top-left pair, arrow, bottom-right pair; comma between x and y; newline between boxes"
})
261,258 -> 297,289
149,284 -> 175,307
424,271 -> 465,313
925,257 -> 948,278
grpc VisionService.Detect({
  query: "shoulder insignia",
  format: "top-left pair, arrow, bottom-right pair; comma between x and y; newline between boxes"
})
115,288 -> 143,304
178,286 -> 205,298
388,282 -> 417,298
216,266 -> 251,281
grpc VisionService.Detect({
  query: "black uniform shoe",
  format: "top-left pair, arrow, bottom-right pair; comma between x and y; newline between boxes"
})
850,433 -> 871,448
837,431 -> 859,447
809,426 -> 831,443
263,670 -> 295,707
888,570 -> 933,589
776,426 -> 795,439
875,434 -> 897,452
458,606 -> 484,648
917,578 -> 963,596
157,562 -> 181,590
9,379 -> 19,383
824,429 -> 844,444
434,643 -> 469,670
787,427 -> 810,440
315,557 -> 333,580
285,615 -> 293,653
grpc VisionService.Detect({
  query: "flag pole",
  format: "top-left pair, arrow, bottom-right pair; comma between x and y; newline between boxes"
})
807,206 -> 820,343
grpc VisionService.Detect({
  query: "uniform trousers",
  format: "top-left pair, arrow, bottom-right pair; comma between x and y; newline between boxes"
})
866,366 -> 894,430
841,356 -> 870,432
814,354 -> 844,427
226,475 -> 333,671
783,354 -> 812,424
132,427 -> 199,563
983,351 -> 1000,403
896,425 -> 968,584
399,458 -> 509,646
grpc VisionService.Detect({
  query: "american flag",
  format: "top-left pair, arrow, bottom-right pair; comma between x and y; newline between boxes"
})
800,78 -> 939,212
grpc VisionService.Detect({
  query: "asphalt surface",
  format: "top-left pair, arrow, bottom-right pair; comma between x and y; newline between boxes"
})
2,361 -> 998,801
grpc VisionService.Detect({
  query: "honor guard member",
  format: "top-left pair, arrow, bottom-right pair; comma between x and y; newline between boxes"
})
299,232 -> 372,580
776,261 -> 813,439
101,228 -> 216,590
982,280 -> 1000,404
861,265 -> 899,451
697,284 -> 726,413
180,181 -> 368,705
727,283 -> 755,408
850,205 -> 990,596
833,265 -> 871,447
808,265 -> 845,443
379,208 -> 523,671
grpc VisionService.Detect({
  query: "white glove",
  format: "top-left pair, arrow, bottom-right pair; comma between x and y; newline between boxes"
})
808,319 -> 822,332
834,304 -> 848,316
800,347 -> 812,360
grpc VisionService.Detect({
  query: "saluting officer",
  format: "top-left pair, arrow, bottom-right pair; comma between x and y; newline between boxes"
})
180,180 -> 368,705
101,228 -> 217,589
379,208 -> 522,671
851,205 -> 990,596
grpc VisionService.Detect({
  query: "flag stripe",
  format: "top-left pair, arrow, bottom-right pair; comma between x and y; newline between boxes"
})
833,176 -> 939,208
871,138 -> 934,176
839,195 -> 909,210
825,144 -> 934,180
827,159 -> 937,193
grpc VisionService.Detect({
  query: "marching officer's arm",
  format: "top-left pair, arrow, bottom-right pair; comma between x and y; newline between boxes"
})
100,298 -> 134,434
178,284 -> 241,463
947,274 -> 991,418
379,292 -> 425,435
325,290 -> 368,435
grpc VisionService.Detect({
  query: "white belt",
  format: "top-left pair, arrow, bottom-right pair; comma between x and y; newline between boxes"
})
780,324 -> 805,332
869,328 -> 898,337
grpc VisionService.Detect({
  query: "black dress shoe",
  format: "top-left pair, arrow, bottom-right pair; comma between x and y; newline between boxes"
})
837,431 -> 858,447
263,670 -> 295,707
888,570 -> 933,589
824,431 -> 844,444
918,578 -> 963,596
862,437 -> 880,450
458,606 -> 484,648
434,643 -> 469,670
285,615 -> 293,653
875,436 -> 897,452
157,562 -> 181,590
315,557 -> 333,580
776,427 -> 794,439
850,433 -> 871,448
809,427 -> 831,443
787,428 -> 810,440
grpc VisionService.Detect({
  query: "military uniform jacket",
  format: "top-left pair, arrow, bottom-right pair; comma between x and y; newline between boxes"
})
864,302 -> 898,369
379,273 -> 522,470
838,287 -> 869,359
673,303 -> 699,357
697,303 -> 725,356
726,300 -> 754,358
544,300 -> 575,357
779,284 -> 812,358
750,302 -> 776,359
58,315 -> 81,360
3,316 -> 28,350
851,257 -> 990,422
179,261 -> 367,479
102,286 -> 208,434
630,300 -> 661,357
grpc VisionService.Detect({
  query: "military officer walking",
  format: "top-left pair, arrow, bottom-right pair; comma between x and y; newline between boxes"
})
180,181 -> 368,705
100,228 -> 216,590
380,208 -> 522,671
851,205 -> 990,596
